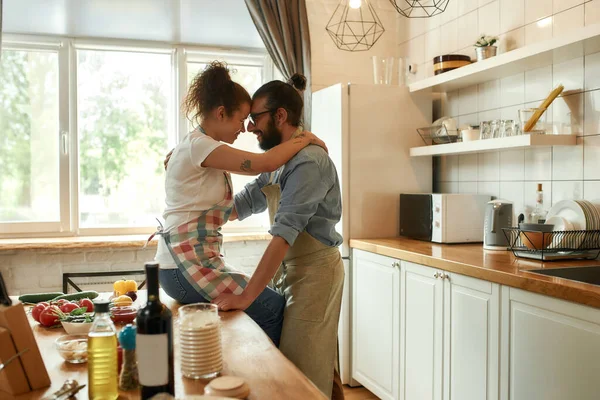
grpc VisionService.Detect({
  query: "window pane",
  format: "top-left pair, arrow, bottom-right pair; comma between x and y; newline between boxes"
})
77,50 -> 171,228
186,62 -> 269,232
0,49 -> 60,223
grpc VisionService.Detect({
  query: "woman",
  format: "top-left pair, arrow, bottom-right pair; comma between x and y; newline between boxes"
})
153,62 -> 325,347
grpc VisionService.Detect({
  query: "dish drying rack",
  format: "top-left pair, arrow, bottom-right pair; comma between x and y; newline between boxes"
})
417,125 -> 460,145
502,228 -> 600,261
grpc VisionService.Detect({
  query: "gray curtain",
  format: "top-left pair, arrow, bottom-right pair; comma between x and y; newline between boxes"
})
244,0 -> 312,130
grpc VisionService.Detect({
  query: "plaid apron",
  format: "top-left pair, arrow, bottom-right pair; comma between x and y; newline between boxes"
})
150,172 -> 250,300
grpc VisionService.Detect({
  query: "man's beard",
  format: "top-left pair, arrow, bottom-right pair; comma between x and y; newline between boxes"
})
258,117 -> 283,151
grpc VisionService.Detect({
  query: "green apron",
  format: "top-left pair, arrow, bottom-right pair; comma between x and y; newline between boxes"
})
261,172 -> 344,398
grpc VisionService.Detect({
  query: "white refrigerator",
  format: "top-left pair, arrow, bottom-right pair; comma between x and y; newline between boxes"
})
311,83 -> 432,385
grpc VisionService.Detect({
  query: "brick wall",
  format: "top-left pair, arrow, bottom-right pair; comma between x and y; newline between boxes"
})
0,240 -> 269,296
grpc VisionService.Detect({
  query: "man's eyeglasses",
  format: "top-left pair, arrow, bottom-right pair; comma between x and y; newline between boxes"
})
248,109 -> 273,125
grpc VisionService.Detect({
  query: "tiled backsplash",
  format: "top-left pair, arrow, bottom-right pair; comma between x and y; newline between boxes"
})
399,0 -> 600,219
398,0 -> 600,81
432,49 -> 600,219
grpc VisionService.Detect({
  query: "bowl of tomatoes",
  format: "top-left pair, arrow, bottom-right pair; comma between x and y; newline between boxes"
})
31,298 -> 95,328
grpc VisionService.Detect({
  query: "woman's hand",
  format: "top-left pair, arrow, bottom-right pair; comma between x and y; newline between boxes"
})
211,292 -> 253,311
300,131 -> 328,154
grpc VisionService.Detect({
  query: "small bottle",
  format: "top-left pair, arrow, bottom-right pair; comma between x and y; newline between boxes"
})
136,263 -> 174,399
529,183 -> 548,223
88,300 -> 118,400
118,324 -> 139,391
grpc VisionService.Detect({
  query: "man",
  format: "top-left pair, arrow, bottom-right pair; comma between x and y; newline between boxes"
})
212,78 -> 345,400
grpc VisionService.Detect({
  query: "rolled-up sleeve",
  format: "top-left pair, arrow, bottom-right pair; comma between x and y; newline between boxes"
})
270,160 -> 331,246
234,173 -> 270,221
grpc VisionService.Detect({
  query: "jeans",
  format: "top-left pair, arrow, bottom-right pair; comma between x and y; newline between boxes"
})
159,268 -> 285,347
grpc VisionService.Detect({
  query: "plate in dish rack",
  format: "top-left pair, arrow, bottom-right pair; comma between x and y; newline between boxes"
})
546,200 -> 586,231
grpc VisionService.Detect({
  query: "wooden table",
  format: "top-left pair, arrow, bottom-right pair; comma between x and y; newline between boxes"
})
9,291 -> 326,400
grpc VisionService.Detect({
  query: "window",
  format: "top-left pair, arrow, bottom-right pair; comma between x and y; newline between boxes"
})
0,45 -> 64,233
185,57 -> 271,232
76,49 -> 173,229
0,36 -> 277,237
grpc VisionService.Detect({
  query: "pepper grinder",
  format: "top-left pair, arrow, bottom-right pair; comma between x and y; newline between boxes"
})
118,324 -> 139,391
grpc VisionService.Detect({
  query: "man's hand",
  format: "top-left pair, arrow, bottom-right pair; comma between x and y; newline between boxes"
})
212,292 -> 253,311
164,148 -> 174,170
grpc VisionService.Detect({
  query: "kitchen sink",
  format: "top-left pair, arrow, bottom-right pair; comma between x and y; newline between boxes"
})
528,266 -> 600,286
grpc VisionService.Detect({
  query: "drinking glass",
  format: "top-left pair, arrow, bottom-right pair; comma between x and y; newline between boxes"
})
518,108 -> 547,133
480,121 -> 491,140
490,120 -> 501,138
372,56 -> 394,85
500,120 -> 515,138
178,303 -> 223,379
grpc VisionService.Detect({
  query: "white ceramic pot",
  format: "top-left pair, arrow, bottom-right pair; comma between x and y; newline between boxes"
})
475,46 -> 497,61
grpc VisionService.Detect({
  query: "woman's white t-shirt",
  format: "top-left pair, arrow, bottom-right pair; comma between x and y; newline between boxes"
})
155,131 -> 225,269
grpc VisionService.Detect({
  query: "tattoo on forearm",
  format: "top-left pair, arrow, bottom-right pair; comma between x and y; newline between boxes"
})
240,159 -> 253,172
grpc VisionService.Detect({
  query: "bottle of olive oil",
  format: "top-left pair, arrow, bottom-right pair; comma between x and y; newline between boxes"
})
136,262 -> 174,399
88,300 -> 118,400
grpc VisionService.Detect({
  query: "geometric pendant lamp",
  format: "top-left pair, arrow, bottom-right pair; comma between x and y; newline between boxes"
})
326,0 -> 385,52
389,0 -> 450,18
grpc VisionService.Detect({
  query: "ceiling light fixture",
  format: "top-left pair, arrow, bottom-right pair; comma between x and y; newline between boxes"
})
389,0 -> 450,18
326,0 -> 385,52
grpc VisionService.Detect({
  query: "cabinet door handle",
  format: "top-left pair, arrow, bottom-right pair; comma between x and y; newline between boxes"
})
444,274 -> 451,281
434,272 -> 441,279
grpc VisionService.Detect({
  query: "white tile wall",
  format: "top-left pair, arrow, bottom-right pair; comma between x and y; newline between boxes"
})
525,0 -> 553,25
584,180 -> 600,200
554,57 -> 585,94
500,73 -> 525,107
554,0 -> 585,14
586,0 -> 600,25
459,153 -> 480,181
458,11 -> 480,49
2,241 -> 269,295
500,0 -> 525,33
479,79 -> 501,110
407,0 -> 600,214
525,18 -> 554,46
553,5 -> 585,37
479,1 -> 501,37
525,66 -> 553,103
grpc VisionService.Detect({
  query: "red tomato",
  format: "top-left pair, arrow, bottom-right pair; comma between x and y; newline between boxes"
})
31,303 -> 48,322
53,299 -> 70,306
39,306 -> 60,327
60,302 -> 79,313
78,298 -> 94,313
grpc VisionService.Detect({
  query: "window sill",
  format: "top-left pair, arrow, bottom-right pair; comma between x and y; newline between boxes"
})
0,232 -> 272,251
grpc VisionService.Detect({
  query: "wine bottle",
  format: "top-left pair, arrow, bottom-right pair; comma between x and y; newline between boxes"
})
136,262 -> 174,399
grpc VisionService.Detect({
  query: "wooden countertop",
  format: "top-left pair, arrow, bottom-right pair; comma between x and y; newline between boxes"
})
8,291 -> 325,400
350,237 -> 600,309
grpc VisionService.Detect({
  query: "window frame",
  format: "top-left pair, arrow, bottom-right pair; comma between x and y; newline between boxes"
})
0,35 -> 70,237
0,34 -> 276,238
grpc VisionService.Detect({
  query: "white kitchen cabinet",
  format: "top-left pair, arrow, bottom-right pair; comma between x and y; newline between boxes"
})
400,261 -> 500,400
352,249 -> 400,400
502,288 -> 600,400
400,262 -> 444,400
446,273 -> 500,400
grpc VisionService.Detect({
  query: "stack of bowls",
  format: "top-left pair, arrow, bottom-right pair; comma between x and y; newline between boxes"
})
178,303 -> 223,379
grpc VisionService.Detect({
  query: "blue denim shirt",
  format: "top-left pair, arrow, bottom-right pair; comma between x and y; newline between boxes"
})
234,145 -> 343,247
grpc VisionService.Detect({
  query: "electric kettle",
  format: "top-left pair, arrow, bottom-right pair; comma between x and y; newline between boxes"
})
483,200 -> 513,250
